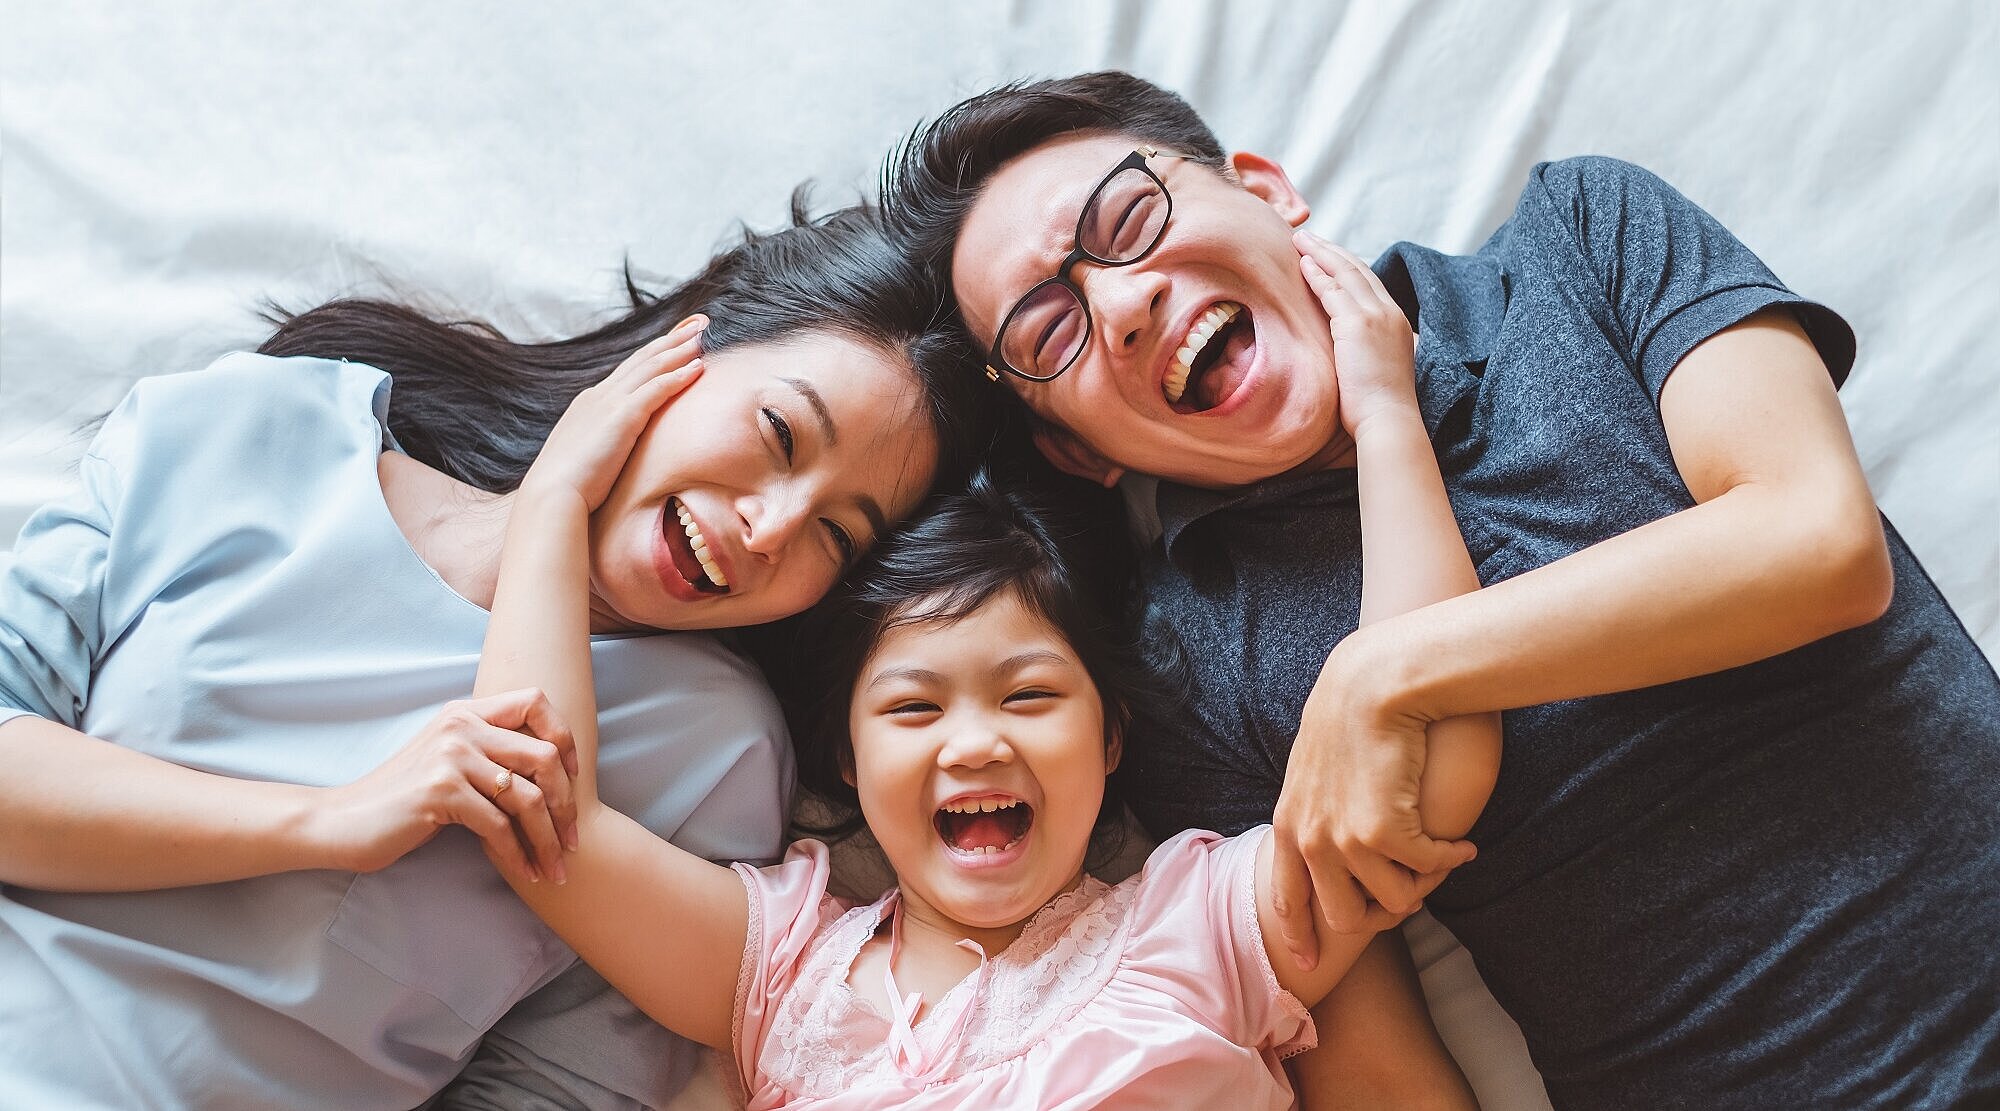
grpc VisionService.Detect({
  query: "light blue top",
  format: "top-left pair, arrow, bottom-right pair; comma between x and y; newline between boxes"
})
0,354 -> 791,1109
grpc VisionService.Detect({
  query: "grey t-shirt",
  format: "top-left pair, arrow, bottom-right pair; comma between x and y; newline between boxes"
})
1134,157 -> 2000,1109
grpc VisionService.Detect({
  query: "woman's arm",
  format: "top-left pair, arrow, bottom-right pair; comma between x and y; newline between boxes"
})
0,676 -> 578,892
471,324 -> 749,1051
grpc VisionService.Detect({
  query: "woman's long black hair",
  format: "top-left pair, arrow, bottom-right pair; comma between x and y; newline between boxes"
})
259,197 -> 985,496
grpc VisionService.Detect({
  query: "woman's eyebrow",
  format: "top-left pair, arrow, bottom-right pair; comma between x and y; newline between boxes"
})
779,376 -> 837,445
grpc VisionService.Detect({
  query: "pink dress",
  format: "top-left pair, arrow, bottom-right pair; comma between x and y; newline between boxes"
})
729,827 -> 1315,1109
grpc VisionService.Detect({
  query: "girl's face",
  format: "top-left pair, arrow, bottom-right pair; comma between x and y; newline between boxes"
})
587,330 -> 938,631
847,588 -> 1120,935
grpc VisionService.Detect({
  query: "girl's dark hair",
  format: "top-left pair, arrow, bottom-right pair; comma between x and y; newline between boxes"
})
773,464 -> 1186,858
259,198 -> 985,496
880,71 -> 1226,284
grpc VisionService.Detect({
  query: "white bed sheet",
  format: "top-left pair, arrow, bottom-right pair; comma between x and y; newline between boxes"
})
3,3 -> 1994,1108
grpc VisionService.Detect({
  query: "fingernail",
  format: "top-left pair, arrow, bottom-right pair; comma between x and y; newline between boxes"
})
553,861 -> 568,886
528,868 -> 542,884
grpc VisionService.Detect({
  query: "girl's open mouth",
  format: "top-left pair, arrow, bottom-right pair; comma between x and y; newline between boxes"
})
934,797 -> 1034,858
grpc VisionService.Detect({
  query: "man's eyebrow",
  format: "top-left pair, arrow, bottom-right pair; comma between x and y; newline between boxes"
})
780,376 -> 837,446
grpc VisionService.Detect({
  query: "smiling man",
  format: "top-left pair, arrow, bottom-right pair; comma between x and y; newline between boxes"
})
883,72 -> 2000,1108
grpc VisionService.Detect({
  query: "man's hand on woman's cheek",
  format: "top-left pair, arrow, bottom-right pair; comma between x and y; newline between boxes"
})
1268,628 -> 1478,970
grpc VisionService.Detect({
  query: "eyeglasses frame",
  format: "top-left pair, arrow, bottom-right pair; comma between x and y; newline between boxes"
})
984,146 -> 1177,384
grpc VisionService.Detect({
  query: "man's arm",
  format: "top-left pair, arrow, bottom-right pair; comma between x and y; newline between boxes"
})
1279,307 -> 1889,952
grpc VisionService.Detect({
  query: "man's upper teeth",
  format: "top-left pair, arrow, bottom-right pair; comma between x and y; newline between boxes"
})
675,502 -> 729,587
1164,301 -> 1242,403
942,798 -> 1019,814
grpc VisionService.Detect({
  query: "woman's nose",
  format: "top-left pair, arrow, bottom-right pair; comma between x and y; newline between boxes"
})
740,488 -> 812,561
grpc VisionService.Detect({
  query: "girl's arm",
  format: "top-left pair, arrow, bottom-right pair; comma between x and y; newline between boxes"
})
471,323 -> 749,1051
1260,233 -> 1500,1000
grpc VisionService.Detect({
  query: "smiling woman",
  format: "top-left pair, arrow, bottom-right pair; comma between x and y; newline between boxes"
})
0,202 -> 986,1108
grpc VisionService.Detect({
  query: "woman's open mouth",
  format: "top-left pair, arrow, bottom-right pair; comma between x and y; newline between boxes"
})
1164,301 -> 1258,414
661,497 -> 729,594
934,796 -> 1034,860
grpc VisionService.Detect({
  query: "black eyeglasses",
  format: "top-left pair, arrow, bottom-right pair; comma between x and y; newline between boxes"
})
985,147 -> 1176,384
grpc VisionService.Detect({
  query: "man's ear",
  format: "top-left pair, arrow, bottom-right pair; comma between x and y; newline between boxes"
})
1230,151 -> 1311,228
1031,423 -> 1127,489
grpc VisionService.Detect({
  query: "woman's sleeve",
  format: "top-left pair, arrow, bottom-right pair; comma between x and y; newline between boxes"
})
0,408 -> 136,731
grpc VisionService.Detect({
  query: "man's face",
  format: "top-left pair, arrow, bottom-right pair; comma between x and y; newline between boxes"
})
953,132 -> 1343,489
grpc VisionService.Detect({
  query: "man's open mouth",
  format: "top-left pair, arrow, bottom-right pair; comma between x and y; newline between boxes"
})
663,497 -> 729,594
1164,301 -> 1256,413
934,796 -> 1034,856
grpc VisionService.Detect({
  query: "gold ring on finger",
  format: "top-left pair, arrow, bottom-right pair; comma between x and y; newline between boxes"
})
492,768 -> 514,799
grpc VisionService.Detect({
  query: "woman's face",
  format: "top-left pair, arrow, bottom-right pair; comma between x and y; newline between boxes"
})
846,588 -> 1119,934
586,330 -> 938,631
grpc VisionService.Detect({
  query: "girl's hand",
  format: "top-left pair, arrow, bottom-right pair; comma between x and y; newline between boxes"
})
519,316 -> 707,512
1295,231 -> 1420,440
313,688 -> 580,886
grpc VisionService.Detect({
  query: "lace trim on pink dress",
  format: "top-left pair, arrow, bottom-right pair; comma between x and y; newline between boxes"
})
1232,834 -> 1317,1060
755,875 -> 1141,1096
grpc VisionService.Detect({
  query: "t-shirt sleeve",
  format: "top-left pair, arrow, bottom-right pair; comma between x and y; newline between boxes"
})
730,840 -> 839,1091
1523,155 -> 1856,401
1127,828 -> 1316,1058
0,401 -> 136,732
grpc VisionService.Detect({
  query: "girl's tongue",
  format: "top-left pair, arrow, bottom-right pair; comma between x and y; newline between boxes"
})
937,805 -> 1033,853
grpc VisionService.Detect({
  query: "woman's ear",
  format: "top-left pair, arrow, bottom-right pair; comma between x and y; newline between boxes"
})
1103,714 -> 1126,775
1230,151 -> 1311,228
1030,423 -> 1127,489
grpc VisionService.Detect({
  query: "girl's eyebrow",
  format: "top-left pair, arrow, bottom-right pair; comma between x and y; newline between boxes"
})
863,652 -> 1067,692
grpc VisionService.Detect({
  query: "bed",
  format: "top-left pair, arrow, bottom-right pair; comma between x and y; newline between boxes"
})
3,3 -> 1993,1107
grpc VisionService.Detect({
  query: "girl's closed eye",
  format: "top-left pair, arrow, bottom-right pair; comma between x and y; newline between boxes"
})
1002,688 -> 1058,706
886,698 -> 940,717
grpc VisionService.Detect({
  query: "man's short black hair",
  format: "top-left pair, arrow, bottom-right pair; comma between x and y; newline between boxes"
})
881,71 -> 1227,300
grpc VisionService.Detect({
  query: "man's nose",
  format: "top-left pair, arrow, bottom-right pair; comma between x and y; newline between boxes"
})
1079,263 -> 1168,357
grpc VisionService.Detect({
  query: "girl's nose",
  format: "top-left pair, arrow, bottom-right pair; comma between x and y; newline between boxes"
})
938,720 -> 1013,769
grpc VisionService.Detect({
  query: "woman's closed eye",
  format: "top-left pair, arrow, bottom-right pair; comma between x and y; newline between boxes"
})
762,406 -> 794,462
822,518 -> 858,564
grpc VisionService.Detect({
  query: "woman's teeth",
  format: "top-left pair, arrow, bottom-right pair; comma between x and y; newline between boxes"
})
674,501 -> 729,588
1163,301 -> 1242,404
